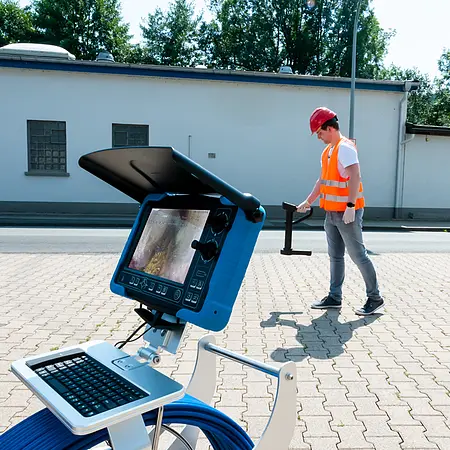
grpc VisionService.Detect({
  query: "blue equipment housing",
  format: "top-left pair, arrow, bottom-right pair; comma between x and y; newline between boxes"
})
78,145 -> 265,332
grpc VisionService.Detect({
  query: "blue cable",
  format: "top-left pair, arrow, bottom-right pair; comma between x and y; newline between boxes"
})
0,394 -> 255,450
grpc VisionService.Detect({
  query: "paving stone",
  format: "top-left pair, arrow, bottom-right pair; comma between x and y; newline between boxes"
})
327,406 -> 362,427
333,425 -> 375,449
427,437 -> 450,450
405,398 -> 443,416
302,416 -> 339,438
390,424 -> 438,449
304,437 -> 340,450
414,415 -> 450,438
344,382 -> 377,399
364,436 -> 402,450
372,390 -> 409,407
420,389 -> 450,406
381,406 -> 422,426
391,382 -> 428,399
322,389 -> 354,407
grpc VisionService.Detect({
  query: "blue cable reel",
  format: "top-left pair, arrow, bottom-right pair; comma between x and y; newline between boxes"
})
0,146 -> 297,450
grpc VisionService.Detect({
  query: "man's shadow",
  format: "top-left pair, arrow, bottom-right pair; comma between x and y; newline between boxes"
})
260,309 -> 380,363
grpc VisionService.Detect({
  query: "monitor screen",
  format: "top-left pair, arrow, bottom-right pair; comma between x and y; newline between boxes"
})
128,208 -> 210,284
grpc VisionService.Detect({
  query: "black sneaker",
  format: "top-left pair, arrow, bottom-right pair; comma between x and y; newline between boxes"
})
311,296 -> 342,309
355,298 -> 384,316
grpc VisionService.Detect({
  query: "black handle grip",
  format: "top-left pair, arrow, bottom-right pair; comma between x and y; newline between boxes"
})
282,202 -> 313,224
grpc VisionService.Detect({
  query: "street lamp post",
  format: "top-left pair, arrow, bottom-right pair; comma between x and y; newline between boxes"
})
349,0 -> 363,140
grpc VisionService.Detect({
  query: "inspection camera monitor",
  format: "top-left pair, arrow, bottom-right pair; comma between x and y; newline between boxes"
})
78,146 -> 266,332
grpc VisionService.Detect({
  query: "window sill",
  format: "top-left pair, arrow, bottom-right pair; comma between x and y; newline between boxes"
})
25,171 -> 70,177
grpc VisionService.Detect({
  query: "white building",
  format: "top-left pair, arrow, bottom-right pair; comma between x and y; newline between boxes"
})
1,43 -> 449,226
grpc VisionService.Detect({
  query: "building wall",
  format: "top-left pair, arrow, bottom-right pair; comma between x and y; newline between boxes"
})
402,134 -> 450,219
0,66 -> 404,217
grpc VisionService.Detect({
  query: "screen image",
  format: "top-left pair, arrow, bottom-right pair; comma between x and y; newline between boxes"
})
128,209 -> 210,284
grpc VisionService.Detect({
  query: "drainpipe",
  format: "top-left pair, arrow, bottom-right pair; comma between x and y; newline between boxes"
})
393,80 -> 420,219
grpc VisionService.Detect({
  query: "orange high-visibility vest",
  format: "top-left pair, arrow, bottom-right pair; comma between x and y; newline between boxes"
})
319,138 -> 364,212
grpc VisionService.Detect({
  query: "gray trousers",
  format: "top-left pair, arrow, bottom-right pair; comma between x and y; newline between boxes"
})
324,208 -> 382,301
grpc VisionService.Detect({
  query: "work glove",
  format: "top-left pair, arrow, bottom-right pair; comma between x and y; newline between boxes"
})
343,207 -> 355,224
296,200 -> 311,213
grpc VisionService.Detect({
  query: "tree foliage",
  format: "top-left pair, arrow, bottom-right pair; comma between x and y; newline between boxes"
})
140,0 -> 202,66
0,0 -> 38,46
29,0 -> 131,61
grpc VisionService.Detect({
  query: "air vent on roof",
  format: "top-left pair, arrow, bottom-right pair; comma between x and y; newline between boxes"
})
0,43 -> 75,60
95,51 -> 115,63
279,65 -> 293,74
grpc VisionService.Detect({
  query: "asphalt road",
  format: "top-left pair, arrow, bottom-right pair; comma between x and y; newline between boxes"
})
0,227 -> 449,254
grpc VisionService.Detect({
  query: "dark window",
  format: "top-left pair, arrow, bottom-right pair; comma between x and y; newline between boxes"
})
112,124 -> 149,148
26,120 -> 68,176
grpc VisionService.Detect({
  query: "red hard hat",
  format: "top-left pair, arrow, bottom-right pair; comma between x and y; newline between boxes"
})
309,107 -> 337,134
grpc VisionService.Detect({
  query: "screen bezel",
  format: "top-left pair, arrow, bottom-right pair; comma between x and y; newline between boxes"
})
120,195 -> 218,289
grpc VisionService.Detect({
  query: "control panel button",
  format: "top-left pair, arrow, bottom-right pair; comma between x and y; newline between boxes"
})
196,270 -> 206,278
156,284 -> 162,294
130,276 -> 140,286
196,280 -> 204,290
191,239 -> 219,261
210,212 -> 230,234
161,286 -> 168,296
192,294 -> 199,305
190,279 -> 198,288
149,282 -> 155,291
174,289 -> 182,301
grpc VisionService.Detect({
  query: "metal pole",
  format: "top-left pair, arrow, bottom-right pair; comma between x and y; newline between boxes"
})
204,342 -> 281,377
349,0 -> 362,139
152,406 -> 164,450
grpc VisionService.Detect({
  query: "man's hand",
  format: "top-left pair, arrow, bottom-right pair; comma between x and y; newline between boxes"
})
297,200 -> 311,213
343,207 -> 355,224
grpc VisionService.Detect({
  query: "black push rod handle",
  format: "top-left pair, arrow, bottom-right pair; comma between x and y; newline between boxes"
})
282,202 -> 313,224
280,202 -> 313,256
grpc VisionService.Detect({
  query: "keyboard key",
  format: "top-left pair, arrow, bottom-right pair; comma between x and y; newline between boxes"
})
103,399 -> 117,409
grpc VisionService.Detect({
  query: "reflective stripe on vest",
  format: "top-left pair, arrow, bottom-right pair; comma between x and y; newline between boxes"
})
320,192 -> 364,203
321,180 -> 349,188
319,137 -> 365,212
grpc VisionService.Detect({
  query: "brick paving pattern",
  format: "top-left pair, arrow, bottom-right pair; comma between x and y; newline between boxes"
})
1,251 -> 450,449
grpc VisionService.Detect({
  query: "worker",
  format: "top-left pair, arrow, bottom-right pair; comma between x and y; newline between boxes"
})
297,107 -> 384,316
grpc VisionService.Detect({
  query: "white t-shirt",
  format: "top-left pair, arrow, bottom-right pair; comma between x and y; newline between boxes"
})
325,140 -> 359,178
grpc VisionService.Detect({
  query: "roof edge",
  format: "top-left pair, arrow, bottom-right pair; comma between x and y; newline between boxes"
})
0,55 -> 411,92
406,122 -> 450,137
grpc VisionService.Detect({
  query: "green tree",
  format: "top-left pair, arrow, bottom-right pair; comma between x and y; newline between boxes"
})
323,0 -> 393,78
377,64 -> 434,125
30,0 -> 131,61
202,0 -> 392,76
201,0 -> 281,71
140,0 -> 202,66
0,0 -> 38,47
428,49 -> 450,126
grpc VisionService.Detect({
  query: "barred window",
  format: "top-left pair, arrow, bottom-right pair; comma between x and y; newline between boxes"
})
112,124 -> 149,148
26,120 -> 68,176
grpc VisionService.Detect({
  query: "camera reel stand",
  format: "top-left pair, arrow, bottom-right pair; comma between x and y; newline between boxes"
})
105,307 -> 298,450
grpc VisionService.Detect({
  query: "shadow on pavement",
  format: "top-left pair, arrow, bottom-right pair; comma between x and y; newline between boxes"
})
260,309 -> 380,363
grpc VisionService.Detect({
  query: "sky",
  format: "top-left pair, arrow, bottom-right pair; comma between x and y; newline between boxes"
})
19,0 -> 450,81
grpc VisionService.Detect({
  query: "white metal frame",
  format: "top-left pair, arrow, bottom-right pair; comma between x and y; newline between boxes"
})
147,334 -> 298,450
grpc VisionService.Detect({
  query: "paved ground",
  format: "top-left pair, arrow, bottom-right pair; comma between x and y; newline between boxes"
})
1,231 -> 450,449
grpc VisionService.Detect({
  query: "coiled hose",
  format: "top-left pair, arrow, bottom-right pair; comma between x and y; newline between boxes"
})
0,394 -> 254,450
